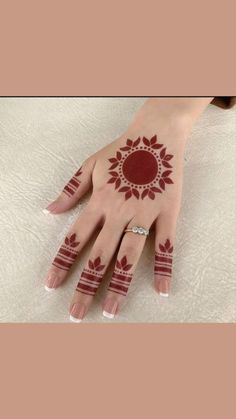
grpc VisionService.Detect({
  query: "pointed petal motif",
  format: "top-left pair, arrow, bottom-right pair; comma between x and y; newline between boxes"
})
88,260 -> 94,270
141,189 -> 149,199
108,177 -> 116,183
65,237 -> 70,245
121,256 -> 127,267
94,257 -> 101,267
96,265 -> 105,271
149,191 -> 155,200
123,264 -> 132,271
109,171 -> 118,177
119,186 -> 130,192
132,188 -> 140,199
70,233 -> 76,243
116,151 -> 122,160
151,187 -> 162,193
164,178 -> 173,184
159,244 -> 166,252
115,178 -> 121,189
71,242 -> 78,248
116,260 -> 122,269
127,139 -> 133,147
109,158 -> 117,163
120,146 -> 131,151
159,179 -> 165,190
109,162 -> 119,170
133,137 -> 141,147
143,137 -> 150,146
162,161 -> 172,168
150,135 -> 157,145
165,239 -> 171,250
164,154 -> 173,161
162,170 -> 172,177
125,191 -> 132,200
152,143 -> 163,149
75,167 -> 82,176
160,147 -> 166,159
169,246 -> 173,253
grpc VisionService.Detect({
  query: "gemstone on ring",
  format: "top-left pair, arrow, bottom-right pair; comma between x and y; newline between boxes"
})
131,226 -> 148,235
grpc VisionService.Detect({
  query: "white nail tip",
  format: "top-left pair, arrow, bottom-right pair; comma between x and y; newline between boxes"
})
103,311 -> 115,319
44,285 -> 56,292
43,209 -> 51,215
159,292 -> 169,297
70,315 -> 82,323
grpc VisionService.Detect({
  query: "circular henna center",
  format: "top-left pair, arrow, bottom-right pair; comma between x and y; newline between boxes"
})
122,150 -> 158,185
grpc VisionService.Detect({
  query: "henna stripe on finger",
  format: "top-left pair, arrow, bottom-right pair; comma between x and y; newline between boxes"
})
154,239 -> 173,283
52,233 -> 80,271
76,257 -> 105,296
63,167 -> 83,197
108,256 -> 133,297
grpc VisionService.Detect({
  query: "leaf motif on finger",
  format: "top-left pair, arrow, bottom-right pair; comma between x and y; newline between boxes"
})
89,260 -> 94,270
141,189 -> 149,199
159,244 -> 166,252
123,264 -> 132,271
121,256 -> 127,268
125,191 -> 132,200
94,257 -> 101,267
116,260 -> 122,269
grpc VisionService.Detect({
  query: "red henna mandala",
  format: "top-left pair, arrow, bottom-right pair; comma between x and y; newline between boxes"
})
107,135 -> 174,200
76,257 -> 106,296
108,256 -> 133,297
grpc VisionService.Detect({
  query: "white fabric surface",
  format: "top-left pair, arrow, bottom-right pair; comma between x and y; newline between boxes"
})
0,98 -> 235,323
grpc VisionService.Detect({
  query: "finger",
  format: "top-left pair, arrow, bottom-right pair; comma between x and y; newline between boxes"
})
44,204 -> 103,291
44,157 -> 95,215
69,218 -> 127,322
102,219 -> 152,319
154,212 -> 178,297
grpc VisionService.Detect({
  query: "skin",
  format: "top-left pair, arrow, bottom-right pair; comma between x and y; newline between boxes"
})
44,98 -> 213,321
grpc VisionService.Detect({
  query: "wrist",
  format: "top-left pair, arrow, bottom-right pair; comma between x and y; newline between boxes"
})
125,97 -> 213,144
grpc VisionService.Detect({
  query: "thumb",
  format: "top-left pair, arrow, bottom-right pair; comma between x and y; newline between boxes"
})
44,157 -> 95,215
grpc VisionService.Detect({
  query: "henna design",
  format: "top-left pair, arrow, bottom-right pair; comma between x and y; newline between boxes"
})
52,233 -> 80,271
154,239 -> 173,280
108,256 -> 133,297
107,135 -> 174,200
63,167 -> 82,197
76,257 -> 105,296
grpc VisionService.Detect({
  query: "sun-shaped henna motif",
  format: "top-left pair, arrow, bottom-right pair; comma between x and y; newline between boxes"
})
107,136 -> 174,200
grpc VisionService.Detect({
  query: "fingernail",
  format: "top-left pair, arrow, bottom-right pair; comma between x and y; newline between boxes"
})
43,209 -> 51,215
45,273 -> 60,290
70,303 -> 86,321
159,292 -> 169,298
155,278 -> 170,296
70,315 -> 82,323
102,300 -> 118,319
45,285 -> 56,292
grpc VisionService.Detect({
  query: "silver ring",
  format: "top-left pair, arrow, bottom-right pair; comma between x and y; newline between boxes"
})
124,226 -> 149,236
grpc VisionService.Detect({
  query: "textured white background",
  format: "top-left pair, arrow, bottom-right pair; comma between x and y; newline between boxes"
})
0,98 -> 235,323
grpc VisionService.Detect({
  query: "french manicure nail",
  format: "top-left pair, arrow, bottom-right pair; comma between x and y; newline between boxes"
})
70,303 -> 86,321
43,209 -> 51,215
159,292 -> 169,298
45,285 -> 56,292
70,315 -> 82,323
45,273 -> 60,290
103,300 -> 118,319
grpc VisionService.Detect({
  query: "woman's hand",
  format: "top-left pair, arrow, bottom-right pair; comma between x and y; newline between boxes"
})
44,98 -> 212,321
